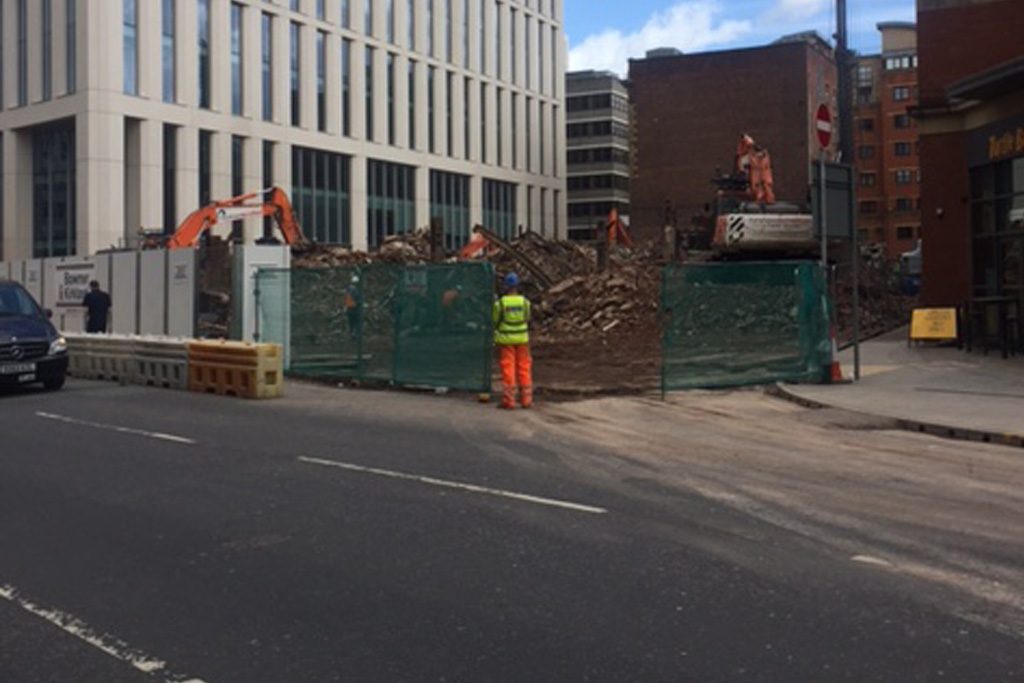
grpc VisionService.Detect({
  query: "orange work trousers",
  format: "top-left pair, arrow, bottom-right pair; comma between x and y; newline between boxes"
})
498,344 -> 533,408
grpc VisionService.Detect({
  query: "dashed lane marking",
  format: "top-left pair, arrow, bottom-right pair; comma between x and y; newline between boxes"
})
298,456 -> 609,515
36,412 -> 196,445
0,583 -> 209,683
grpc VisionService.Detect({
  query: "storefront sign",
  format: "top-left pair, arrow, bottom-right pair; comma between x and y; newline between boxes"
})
969,113 -> 1024,167
910,308 -> 958,341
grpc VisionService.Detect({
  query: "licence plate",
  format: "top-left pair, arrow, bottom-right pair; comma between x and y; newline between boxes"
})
0,362 -> 36,376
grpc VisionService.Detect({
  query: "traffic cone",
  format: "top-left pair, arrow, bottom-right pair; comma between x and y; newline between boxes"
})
828,325 -> 848,384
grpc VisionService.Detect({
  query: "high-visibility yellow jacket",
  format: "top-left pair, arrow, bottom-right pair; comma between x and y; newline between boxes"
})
493,294 -> 531,346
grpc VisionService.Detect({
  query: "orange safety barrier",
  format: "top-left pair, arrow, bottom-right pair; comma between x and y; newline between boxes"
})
187,340 -> 284,399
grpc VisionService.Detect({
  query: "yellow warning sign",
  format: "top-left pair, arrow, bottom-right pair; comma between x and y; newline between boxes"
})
910,308 -> 958,341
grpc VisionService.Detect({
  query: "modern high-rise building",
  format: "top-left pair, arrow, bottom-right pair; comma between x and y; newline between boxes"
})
853,22 -> 920,259
564,69 -> 629,241
0,0 -> 567,261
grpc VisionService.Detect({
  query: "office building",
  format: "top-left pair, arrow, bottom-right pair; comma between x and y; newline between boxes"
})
0,0 -> 567,260
565,69 -> 629,241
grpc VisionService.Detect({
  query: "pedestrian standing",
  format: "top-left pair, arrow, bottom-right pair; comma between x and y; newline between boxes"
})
493,273 -> 533,409
82,280 -> 112,334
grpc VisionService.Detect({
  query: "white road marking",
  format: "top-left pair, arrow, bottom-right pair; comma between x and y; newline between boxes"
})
0,583 -> 209,683
851,554 -> 894,568
298,456 -> 609,515
36,412 -> 196,445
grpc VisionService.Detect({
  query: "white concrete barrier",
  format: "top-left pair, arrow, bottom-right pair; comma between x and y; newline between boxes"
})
65,334 -> 189,390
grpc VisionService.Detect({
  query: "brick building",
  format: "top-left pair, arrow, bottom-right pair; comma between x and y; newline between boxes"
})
628,35 -> 838,241
853,23 -> 921,259
915,0 -> 1024,346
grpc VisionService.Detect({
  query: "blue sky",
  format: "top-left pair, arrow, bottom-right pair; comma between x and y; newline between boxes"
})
564,0 -> 917,75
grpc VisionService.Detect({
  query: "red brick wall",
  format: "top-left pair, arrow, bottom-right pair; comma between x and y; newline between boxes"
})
879,67 -> 921,257
919,130 -> 971,307
628,42 -> 837,239
918,0 -> 1024,107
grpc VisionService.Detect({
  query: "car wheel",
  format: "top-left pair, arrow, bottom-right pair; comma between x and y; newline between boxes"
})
43,375 -> 66,391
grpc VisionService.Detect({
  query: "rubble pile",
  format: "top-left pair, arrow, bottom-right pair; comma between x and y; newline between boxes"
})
835,259 -> 918,343
292,230 -> 433,267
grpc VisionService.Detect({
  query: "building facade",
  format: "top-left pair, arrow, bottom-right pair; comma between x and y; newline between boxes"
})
0,0 -> 567,261
564,69 -> 629,241
915,0 -> 1023,340
628,36 -> 838,241
853,22 -> 921,259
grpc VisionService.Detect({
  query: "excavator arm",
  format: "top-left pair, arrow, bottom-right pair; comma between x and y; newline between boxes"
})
163,187 -> 308,249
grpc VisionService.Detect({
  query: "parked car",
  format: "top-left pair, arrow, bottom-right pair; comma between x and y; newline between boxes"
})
0,280 -> 69,391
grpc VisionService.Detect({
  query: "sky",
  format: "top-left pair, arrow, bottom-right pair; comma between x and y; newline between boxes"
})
564,0 -> 917,75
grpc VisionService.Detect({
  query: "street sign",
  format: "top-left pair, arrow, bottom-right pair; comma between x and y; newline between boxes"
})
816,104 -> 833,149
811,162 -> 855,239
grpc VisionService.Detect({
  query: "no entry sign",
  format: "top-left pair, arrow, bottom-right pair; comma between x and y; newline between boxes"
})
816,104 -> 833,149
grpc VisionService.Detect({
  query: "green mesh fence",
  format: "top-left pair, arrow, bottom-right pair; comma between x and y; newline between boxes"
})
661,261 -> 832,391
256,262 -> 494,392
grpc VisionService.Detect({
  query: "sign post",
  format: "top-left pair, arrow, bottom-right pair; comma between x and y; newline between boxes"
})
816,104 -> 832,267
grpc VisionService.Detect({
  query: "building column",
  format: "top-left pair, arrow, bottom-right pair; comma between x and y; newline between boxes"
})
243,3 -> 262,120
465,77 -> 478,162
175,0 -> 197,107
414,61 -> 428,154
395,54 -> 409,149
1,129 -> 33,261
350,37 -> 366,140
416,165 -> 430,232
350,155 -> 368,250
210,131 -> 233,204
325,32 -> 342,136
372,47 -> 387,146
78,112 -> 125,254
243,137 -> 264,241
210,0 -> 230,114
138,0 -> 161,101
469,175 -> 483,228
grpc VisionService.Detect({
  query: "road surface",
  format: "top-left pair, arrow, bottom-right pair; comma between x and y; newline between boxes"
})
1,380 -> 1021,682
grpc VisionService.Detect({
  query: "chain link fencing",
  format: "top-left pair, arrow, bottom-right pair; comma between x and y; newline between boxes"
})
661,261 -> 832,392
256,262 -> 494,392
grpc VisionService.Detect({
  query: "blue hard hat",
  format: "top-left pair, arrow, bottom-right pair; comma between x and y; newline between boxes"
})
503,272 -> 520,288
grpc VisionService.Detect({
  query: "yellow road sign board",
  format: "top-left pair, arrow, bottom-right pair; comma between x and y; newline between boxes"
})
910,308 -> 958,341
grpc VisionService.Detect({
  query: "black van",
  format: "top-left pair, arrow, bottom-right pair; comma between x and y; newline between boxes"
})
0,280 -> 69,391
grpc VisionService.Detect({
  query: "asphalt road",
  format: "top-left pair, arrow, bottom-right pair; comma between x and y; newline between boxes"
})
1,380 -> 1021,682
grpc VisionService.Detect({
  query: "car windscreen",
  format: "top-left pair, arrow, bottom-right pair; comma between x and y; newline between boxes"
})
0,284 -> 43,318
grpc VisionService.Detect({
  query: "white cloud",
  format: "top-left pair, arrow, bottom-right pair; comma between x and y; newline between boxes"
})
567,1 -> 753,76
770,0 -> 829,21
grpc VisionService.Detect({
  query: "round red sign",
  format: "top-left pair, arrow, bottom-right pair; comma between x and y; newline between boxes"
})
816,104 -> 833,149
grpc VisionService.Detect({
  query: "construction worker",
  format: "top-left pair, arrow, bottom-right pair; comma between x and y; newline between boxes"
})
493,273 -> 533,409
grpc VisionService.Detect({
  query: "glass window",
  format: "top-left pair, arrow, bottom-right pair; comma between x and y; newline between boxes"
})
894,114 -> 911,129
365,0 -> 373,34
32,124 -> 77,257
41,0 -> 51,100
408,61 -> 416,149
464,77 -> 471,160
858,145 -> 875,159
198,0 -> 210,108
387,0 -> 394,42
317,31 -> 327,131
198,130 -> 212,206
430,170 -> 470,249
231,3 -> 243,116
483,178 -> 516,240
427,66 -> 436,153
538,20 -> 544,93
231,135 -> 245,240
291,22 -> 301,126
123,0 -> 138,95
895,169 -> 913,184
892,86 -> 910,102
857,118 -> 874,132
445,71 -> 453,157
386,53 -> 396,145
524,15 -> 530,90
446,0 -> 452,62
366,47 -> 375,141
163,124 -> 177,234
511,92 -> 517,168
494,1 -> 500,77
66,0 -> 76,93
894,142 -> 912,157
495,87 -> 502,166
262,13 -> 273,120
478,0 -> 484,72
859,173 -> 875,187
367,160 -> 416,247
407,0 -> 414,49
341,0 -> 349,29
426,0 -> 434,56
17,0 -> 26,105
462,0 -> 469,68
509,8 -> 516,84
480,83 -> 487,164
341,39 -> 351,136
162,0 -> 176,103
291,147 -> 350,244
317,0 -> 325,21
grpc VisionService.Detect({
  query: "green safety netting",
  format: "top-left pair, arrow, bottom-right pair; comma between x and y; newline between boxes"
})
256,262 -> 495,392
661,261 -> 832,391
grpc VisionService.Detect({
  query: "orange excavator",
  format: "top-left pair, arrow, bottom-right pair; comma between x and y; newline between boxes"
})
159,186 -> 307,249
696,134 -> 814,255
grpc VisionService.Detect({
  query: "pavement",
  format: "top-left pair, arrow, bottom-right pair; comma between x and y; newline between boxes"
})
778,329 -> 1024,446
1,379 -> 1023,681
